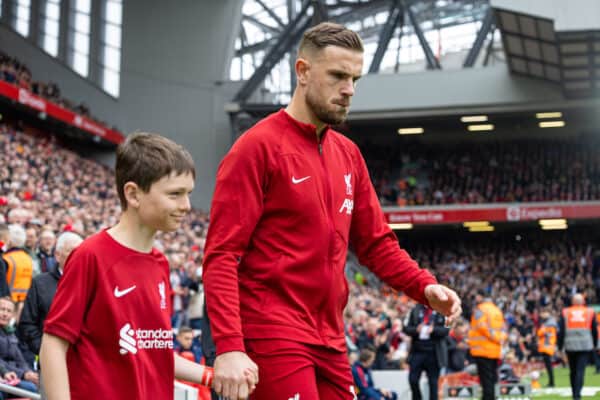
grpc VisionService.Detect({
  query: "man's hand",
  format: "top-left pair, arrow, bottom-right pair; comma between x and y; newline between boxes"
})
24,370 -> 39,385
424,284 -> 462,325
213,351 -> 258,400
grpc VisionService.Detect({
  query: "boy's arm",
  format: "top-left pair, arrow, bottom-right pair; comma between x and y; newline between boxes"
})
174,353 -> 213,385
39,333 -> 70,400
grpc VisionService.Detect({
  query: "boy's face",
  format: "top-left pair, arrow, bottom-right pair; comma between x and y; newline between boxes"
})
136,172 -> 195,232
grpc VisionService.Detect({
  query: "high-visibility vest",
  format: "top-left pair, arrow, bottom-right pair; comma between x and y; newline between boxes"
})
562,305 -> 594,352
2,249 -> 33,302
537,320 -> 557,356
468,301 -> 506,359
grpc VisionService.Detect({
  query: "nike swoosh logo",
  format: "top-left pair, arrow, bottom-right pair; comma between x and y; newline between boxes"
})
114,285 -> 137,298
292,176 -> 311,184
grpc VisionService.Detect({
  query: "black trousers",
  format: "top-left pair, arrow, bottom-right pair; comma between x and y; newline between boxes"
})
541,353 -> 554,386
473,356 -> 498,400
408,350 -> 440,400
593,350 -> 600,372
566,351 -> 590,400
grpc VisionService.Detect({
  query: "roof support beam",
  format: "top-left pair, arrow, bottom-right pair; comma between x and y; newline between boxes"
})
369,1 -> 403,73
405,0 -> 441,69
463,7 -> 494,68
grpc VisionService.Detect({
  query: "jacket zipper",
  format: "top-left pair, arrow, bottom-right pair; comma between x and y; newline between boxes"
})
317,134 -> 336,345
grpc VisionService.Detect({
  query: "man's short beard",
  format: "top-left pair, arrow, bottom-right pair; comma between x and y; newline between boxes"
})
305,90 -> 347,126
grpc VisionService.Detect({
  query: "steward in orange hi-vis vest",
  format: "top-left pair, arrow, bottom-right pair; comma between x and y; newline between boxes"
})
537,317 -> 557,356
2,248 -> 33,302
468,301 -> 506,359
537,309 -> 557,387
558,294 -> 598,400
468,294 -> 507,400
561,305 -> 594,352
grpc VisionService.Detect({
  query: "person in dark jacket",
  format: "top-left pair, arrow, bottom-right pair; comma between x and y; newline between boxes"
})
0,296 -> 38,393
18,232 -> 82,355
0,224 -> 12,298
36,229 -> 58,274
351,347 -> 397,400
404,303 -> 449,400
447,320 -> 469,373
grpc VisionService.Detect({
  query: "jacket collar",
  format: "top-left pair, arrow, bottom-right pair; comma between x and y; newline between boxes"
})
278,109 -> 330,143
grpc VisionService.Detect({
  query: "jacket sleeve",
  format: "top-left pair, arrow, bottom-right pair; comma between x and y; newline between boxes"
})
402,308 -> 419,338
203,133 -> 270,355
0,260 -> 10,298
17,279 -> 42,354
7,340 -> 30,378
432,314 -> 450,338
349,148 -> 437,306
557,315 -> 565,350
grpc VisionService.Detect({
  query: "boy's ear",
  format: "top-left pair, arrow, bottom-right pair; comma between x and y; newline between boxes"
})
123,182 -> 141,209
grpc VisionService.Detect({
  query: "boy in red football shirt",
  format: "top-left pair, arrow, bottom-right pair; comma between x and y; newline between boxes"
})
40,133 -> 230,399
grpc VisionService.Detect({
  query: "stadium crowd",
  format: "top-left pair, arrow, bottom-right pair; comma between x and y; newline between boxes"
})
363,139 -> 600,206
1,122 -> 599,397
344,232 -> 600,373
0,51 -> 117,129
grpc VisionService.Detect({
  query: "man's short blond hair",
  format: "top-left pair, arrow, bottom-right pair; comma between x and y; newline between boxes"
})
298,22 -> 363,57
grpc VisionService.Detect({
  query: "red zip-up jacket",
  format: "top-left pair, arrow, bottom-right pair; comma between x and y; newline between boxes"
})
203,110 -> 437,355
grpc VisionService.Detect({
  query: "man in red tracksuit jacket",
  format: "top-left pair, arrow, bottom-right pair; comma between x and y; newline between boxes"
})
203,22 -> 462,400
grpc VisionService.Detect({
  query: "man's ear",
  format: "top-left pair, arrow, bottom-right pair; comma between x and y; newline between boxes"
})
296,57 -> 311,86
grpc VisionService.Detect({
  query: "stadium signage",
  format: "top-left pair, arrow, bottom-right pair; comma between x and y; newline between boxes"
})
18,88 -> 46,111
384,202 -> 600,225
0,81 -> 124,144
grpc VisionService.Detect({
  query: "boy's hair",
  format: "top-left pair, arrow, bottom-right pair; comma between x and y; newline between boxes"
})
115,132 -> 195,209
298,22 -> 363,57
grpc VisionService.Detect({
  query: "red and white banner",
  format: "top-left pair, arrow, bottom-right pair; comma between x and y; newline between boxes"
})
383,201 -> 600,225
0,80 -> 124,144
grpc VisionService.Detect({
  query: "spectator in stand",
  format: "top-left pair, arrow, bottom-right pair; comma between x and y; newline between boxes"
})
18,231 -> 83,355
37,229 -> 57,274
174,326 -> 203,364
447,319 -> 469,373
404,303 -> 448,400
24,226 -> 40,274
0,225 -> 11,298
0,296 -> 39,394
2,224 -> 33,320
351,346 -> 398,400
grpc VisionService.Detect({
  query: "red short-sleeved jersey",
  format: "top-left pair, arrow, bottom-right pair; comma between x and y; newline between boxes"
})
44,230 -> 174,399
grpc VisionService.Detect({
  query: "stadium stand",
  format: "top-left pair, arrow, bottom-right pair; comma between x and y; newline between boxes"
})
0,51 -> 116,131
363,138 -> 600,206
